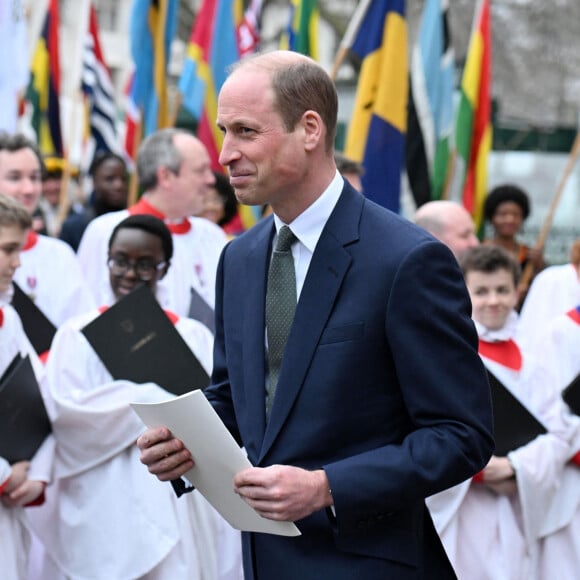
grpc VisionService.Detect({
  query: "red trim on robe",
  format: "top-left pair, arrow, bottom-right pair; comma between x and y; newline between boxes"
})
39,350 -> 50,365
472,471 -> 484,483
0,476 -> 10,494
24,483 -> 46,507
570,451 -> 580,467
566,307 -> 580,325
22,230 -> 39,251
478,339 -> 523,371
128,198 -> 192,234
0,307 -> 3,327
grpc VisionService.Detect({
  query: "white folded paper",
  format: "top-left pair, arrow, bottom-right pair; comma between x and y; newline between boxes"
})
131,390 -> 301,537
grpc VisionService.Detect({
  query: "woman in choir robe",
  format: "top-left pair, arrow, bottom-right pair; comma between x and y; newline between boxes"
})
27,214 -> 243,580
0,193 -> 53,579
426,246 -> 574,580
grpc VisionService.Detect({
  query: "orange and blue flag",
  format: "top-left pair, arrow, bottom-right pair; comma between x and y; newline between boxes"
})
178,0 -> 242,170
129,0 -> 178,137
452,0 -> 492,234
344,0 -> 408,212
26,0 -> 62,156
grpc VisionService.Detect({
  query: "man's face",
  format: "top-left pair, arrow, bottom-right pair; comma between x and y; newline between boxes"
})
217,68 -> 306,209
465,268 -> 518,331
165,134 -> 215,218
42,176 -> 61,207
0,224 -> 25,293
440,210 -> 479,258
0,148 -> 43,214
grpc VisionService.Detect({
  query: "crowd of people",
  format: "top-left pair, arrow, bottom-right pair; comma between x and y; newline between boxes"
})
0,49 -> 579,580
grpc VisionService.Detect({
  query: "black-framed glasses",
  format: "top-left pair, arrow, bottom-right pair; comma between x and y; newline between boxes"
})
107,256 -> 166,281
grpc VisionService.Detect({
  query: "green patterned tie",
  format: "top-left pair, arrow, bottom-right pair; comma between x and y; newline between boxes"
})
265,226 -> 297,418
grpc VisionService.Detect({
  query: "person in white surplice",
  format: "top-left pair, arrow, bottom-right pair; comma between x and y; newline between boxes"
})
0,194 -> 53,579
27,215 -> 242,580
76,128 -> 227,326
0,133 -> 95,329
528,255 -> 580,578
426,246 -> 576,580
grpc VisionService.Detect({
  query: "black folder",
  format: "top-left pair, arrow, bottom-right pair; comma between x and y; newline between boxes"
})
10,282 -> 57,355
562,373 -> 580,416
0,354 -> 52,464
188,286 -> 215,334
487,370 -> 547,456
81,285 -> 210,395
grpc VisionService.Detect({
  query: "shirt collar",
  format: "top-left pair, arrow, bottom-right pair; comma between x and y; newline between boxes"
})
474,310 -> 520,342
273,170 -> 343,253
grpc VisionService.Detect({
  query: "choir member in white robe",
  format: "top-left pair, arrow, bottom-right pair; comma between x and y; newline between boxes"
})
426,246 -> 573,580
0,194 -> 54,580
27,215 -> 243,580
77,129 -> 227,320
531,301 -> 580,579
517,240 -> 580,354
0,133 -> 95,327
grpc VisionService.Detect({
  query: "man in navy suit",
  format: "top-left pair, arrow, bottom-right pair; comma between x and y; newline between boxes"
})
138,50 -> 494,579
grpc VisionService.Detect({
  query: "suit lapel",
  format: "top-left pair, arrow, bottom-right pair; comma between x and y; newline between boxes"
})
259,186 -> 363,460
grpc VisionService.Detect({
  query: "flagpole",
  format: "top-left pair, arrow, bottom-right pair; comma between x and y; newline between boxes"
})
329,0 -> 372,81
127,110 -> 144,207
519,130 -> 580,291
56,90 -> 83,231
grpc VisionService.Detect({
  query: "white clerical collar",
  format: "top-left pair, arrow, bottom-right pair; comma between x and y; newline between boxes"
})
273,170 -> 343,254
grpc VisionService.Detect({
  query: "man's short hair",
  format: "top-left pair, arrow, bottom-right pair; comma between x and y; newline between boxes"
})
459,245 -> 521,286
0,132 -> 44,175
0,193 -> 32,231
136,128 -> 189,191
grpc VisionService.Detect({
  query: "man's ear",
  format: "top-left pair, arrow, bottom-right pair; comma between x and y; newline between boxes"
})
300,110 -> 324,152
156,165 -> 174,188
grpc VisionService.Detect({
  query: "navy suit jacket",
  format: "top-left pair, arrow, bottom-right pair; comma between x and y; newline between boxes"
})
205,183 -> 494,579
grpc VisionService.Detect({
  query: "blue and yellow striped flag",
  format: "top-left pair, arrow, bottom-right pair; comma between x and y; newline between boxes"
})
344,0 -> 408,212
129,0 -> 178,137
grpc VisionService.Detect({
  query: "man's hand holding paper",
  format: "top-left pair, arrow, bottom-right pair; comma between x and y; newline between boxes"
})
137,426 -> 194,482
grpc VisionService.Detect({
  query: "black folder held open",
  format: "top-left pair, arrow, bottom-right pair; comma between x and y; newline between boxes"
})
487,370 -> 547,456
81,285 -> 210,396
0,354 -> 52,464
10,282 -> 57,355
562,373 -> 580,416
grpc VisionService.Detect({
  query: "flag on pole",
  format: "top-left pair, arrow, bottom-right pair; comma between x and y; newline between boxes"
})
238,0 -> 263,57
82,5 -> 120,155
343,0 -> 408,212
129,0 -> 178,137
0,0 -> 28,132
451,0 -> 492,232
26,0 -> 63,156
122,72 -> 140,169
280,0 -> 319,60
177,0 -> 242,170
406,0 -> 454,207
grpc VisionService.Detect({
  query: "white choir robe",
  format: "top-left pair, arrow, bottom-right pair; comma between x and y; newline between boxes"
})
26,308 -> 243,580
76,205 -> 227,317
0,289 -> 54,580
531,307 -> 580,579
427,317 -> 572,580
15,232 -> 95,327
517,263 -> 580,354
